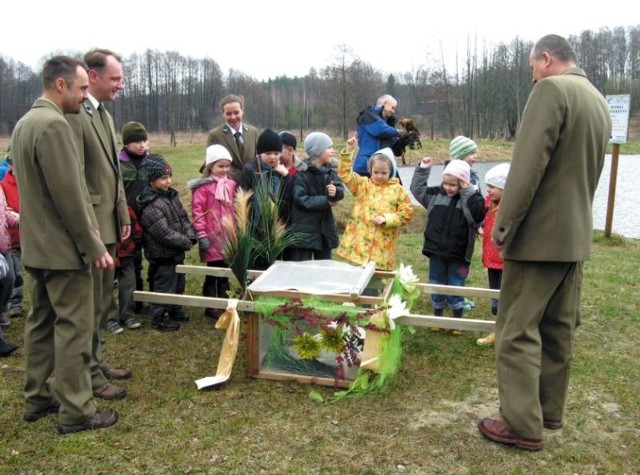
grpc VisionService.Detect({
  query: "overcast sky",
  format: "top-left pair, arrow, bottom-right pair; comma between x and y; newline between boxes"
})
2,1 -> 635,80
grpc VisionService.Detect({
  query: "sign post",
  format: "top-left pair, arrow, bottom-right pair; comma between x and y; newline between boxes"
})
604,95 -> 631,238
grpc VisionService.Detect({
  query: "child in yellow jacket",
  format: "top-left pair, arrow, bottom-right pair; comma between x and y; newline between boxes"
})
336,137 -> 414,270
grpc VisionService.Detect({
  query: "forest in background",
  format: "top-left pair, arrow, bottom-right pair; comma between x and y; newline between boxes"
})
1,26 -> 638,141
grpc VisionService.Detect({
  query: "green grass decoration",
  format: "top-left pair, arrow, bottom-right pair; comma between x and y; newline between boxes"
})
222,177 -> 302,295
221,188 -> 258,297
251,177 -> 301,265
252,264 -> 421,401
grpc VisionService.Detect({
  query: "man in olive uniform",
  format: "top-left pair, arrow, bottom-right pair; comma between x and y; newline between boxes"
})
66,49 -> 131,401
477,34 -> 611,451
205,94 -> 259,180
12,56 -> 118,433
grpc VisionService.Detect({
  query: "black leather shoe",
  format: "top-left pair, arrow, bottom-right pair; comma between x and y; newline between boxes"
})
58,409 -> 118,434
0,340 -> 18,356
24,402 -> 60,422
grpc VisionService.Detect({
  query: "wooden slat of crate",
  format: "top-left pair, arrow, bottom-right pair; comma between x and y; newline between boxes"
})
255,369 -> 350,388
397,314 -> 494,332
417,283 -> 500,299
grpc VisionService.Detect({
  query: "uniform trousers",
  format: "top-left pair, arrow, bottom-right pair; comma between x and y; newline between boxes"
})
496,259 -> 582,440
90,243 -> 117,388
24,267 -> 96,425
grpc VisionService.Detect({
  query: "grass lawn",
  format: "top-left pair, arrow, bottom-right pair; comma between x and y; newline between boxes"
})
1,139 -> 638,474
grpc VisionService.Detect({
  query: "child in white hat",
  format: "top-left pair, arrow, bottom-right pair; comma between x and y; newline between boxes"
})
188,144 -> 237,318
336,137 -> 414,271
477,162 -> 510,346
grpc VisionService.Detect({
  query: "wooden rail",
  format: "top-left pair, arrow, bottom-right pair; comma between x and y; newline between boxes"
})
133,264 -> 497,332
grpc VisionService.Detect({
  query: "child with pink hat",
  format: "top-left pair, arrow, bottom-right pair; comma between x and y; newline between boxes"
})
409,156 -> 486,334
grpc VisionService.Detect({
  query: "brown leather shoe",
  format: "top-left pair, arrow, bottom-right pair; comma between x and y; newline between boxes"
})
102,366 -> 132,380
543,419 -> 563,430
93,382 -> 127,400
477,418 -> 543,451
58,409 -> 118,434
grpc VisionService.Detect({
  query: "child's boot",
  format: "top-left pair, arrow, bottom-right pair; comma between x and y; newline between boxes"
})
0,327 -> 18,356
151,310 -> 180,331
451,308 -> 464,336
431,308 -> 444,332
476,332 -> 496,346
170,307 -> 190,322
203,277 -> 223,319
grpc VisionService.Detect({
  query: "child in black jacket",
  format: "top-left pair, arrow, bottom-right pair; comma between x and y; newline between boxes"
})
410,157 -> 485,334
138,154 -> 197,331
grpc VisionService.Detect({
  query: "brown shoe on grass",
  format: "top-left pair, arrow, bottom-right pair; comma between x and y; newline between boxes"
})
57,409 -> 118,434
477,418 -> 543,451
93,382 -> 126,400
543,419 -> 564,430
101,366 -> 132,380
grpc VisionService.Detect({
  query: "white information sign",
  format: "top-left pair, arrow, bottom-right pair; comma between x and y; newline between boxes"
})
606,94 -> 631,144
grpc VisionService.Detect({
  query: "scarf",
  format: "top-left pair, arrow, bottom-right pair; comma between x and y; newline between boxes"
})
213,175 -> 233,204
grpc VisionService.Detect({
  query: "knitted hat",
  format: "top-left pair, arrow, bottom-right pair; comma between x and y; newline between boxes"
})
279,131 -> 297,149
484,163 -> 510,189
368,147 -> 398,178
205,144 -> 232,167
121,121 -> 148,145
443,159 -> 471,183
256,128 -> 283,155
144,154 -> 172,182
449,136 -> 477,161
304,132 -> 333,160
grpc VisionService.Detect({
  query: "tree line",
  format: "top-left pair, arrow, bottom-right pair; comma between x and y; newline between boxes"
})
1,26 -> 638,141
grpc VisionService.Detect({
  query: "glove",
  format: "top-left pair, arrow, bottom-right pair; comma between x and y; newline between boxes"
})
198,238 -> 210,250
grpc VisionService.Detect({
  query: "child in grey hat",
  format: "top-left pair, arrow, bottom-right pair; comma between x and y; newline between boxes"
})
289,132 -> 344,261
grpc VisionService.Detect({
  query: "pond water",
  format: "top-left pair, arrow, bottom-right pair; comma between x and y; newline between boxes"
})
397,155 -> 639,239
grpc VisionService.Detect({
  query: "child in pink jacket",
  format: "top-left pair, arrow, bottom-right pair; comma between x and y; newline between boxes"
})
0,185 -> 19,355
188,145 -> 237,319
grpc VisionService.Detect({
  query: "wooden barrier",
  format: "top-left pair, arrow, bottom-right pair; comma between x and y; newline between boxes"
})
134,264 -> 498,332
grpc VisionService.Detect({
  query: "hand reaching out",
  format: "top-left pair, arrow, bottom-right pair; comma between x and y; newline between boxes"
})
346,136 -> 357,151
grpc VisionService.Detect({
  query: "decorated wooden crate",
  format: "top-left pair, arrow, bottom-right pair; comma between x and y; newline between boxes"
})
245,261 -> 394,387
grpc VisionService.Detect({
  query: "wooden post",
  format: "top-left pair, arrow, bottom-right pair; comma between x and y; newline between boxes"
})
604,143 -> 620,238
